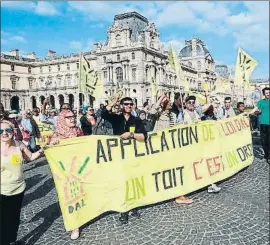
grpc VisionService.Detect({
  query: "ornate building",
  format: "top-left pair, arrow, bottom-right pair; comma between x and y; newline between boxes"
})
179,38 -> 216,92
0,11 -> 217,112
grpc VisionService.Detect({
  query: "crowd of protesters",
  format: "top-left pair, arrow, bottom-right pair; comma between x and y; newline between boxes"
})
1,86 -> 269,244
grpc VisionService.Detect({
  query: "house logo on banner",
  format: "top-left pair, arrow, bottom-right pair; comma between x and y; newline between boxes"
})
53,156 -> 91,214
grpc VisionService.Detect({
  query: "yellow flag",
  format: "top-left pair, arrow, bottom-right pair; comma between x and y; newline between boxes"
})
168,43 -> 188,90
92,78 -> 104,99
212,76 -> 231,94
202,82 -> 209,92
186,91 -> 206,104
79,54 -> 98,93
234,48 -> 258,88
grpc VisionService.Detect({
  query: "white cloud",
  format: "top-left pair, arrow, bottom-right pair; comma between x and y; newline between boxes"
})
1,1 -> 36,10
69,39 -> 96,51
10,36 -> 27,43
35,2 -> 60,16
68,2 -> 132,22
69,41 -> 82,50
1,1 -> 60,16
161,37 -> 185,54
225,2 -> 269,52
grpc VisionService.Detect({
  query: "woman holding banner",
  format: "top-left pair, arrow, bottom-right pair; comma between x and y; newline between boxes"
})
50,109 -> 84,240
0,120 -> 44,245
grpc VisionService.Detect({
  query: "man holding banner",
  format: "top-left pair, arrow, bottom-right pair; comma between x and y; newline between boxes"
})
101,95 -> 147,224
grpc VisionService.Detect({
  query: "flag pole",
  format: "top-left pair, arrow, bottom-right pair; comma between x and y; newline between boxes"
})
77,52 -> 82,124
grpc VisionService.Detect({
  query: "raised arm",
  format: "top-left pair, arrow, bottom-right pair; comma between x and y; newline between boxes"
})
20,142 -> 43,162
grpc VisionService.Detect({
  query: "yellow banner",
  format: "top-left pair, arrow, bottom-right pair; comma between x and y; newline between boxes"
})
44,115 -> 253,231
234,48 -> 258,88
35,120 -> 53,145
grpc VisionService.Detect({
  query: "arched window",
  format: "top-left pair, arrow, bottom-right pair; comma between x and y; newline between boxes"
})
28,66 -> 31,73
116,67 -> 123,83
67,63 -> 70,70
57,64 -> 61,71
132,52 -> 135,60
197,61 -> 201,70
103,56 -> 106,63
11,64 -> 15,71
76,62 -> 79,69
116,34 -> 121,46
117,54 -> 120,61
40,66 -> 43,73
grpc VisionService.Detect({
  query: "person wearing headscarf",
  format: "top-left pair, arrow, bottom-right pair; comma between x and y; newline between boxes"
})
80,106 -> 95,136
50,109 -> 84,240
53,110 -> 83,140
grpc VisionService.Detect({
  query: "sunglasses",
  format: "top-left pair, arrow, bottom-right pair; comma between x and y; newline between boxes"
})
65,115 -> 76,120
0,128 -> 14,134
123,103 -> 134,107
187,101 -> 195,105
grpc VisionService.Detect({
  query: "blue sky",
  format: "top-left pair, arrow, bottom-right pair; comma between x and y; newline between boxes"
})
1,1 -> 269,78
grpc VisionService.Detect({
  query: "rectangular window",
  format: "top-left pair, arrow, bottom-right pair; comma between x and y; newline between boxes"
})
67,63 -> 70,70
49,66 -> 51,72
11,64 -> 15,71
29,80 -> 33,89
40,66 -> 43,73
58,64 -> 60,71
28,67 -> 31,73
103,71 -> 108,79
12,81 -> 16,89
132,68 -> 136,82
77,62 -> 79,69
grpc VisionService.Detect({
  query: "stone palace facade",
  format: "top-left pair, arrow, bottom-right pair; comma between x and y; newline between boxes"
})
0,11 -> 217,111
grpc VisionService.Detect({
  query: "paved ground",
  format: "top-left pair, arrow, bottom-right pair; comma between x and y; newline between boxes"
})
18,135 -> 269,245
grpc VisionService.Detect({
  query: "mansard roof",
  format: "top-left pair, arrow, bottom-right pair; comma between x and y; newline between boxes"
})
113,11 -> 149,43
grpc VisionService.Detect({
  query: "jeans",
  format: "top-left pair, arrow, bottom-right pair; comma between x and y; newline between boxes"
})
0,191 -> 25,245
260,124 -> 270,159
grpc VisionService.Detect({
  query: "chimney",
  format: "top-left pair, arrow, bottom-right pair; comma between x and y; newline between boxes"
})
47,50 -> 56,58
9,49 -> 19,57
27,52 -> 36,59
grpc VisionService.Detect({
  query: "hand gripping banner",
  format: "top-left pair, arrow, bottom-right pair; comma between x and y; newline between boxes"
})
44,115 -> 253,231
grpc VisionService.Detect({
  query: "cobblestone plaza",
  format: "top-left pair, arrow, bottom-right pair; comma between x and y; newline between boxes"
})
17,135 -> 269,245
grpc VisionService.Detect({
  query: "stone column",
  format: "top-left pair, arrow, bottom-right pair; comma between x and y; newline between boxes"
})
123,65 -> 126,81
126,65 -> 129,81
